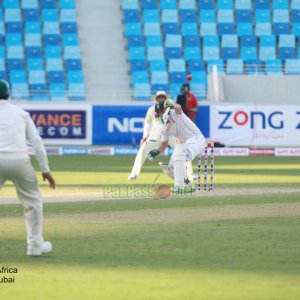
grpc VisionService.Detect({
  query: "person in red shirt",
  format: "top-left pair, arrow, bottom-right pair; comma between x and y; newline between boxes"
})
182,83 -> 198,122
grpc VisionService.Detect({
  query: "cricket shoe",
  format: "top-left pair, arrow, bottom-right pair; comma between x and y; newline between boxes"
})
128,174 -> 137,180
159,162 -> 174,179
188,173 -> 198,181
27,241 -> 53,256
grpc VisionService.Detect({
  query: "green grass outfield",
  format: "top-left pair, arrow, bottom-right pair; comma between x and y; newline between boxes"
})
0,155 -> 300,300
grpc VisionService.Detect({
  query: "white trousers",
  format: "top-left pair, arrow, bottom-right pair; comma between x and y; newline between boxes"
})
0,153 -> 44,249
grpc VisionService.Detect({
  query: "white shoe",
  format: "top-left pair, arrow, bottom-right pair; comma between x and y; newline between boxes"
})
27,241 -> 53,256
159,162 -> 174,179
188,174 -> 198,181
128,174 -> 137,180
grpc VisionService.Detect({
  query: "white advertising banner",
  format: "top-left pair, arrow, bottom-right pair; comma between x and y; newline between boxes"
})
210,104 -> 300,146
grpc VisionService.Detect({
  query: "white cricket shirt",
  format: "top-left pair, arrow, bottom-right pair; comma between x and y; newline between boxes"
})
0,100 -> 50,172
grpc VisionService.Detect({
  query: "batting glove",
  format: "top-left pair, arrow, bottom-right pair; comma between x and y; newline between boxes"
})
164,99 -> 173,109
148,149 -> 160,161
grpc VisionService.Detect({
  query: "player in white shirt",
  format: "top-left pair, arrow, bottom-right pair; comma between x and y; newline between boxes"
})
0,80 -> 55,256
148,100 -> 206,191
128,91 -> 195,181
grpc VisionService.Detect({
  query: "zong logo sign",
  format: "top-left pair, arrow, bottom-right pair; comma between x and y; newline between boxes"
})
108,118 -> 144,133
218,111 -> 300,130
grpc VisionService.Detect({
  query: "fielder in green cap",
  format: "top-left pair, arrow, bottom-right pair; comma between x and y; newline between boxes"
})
0,80 -> 10,100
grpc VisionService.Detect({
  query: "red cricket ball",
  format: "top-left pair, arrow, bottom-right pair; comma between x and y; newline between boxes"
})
187,74 -> 192,81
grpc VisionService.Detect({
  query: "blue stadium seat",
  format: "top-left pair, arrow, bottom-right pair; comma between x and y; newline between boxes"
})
128,36 -> 144,47
150,60 -> 167,71
43,22 -> 60,34
259,47 -> 276,60
67,71 -> 84,84
44,34 -> 60,45
146,35 -> 163,46
5,9 -> 21,21
12,84 -> 29,99
292,23 -> 300,36
6,22 -> 23,33
292,0 -> 300,9
142,0 -> 157,9
6,33 -> 22,46
4,0 -> 20,8
151,71 -> 168,84
237,23 -> 253,36
218,0 -> 233,9
131,71 -> 149,84
10,70 -> 27,83
206,60 -> 225,74
30,83 -> 49,100
184,35 -> 200,46
48,71 -> 65,83
147,46 -> 164,60
235,0 -> 251,9
59,0 -> 75,9
222,48 -> 238,59
292,10 -> 300,22
151,83 -> 169,93
273,9 -> 289,23
255,10 -> 271,23
285,59 -> 300,74
27,58 -> 43,70
7,58 -> 24,70
165,47 -> 182,59
46,58 -> 63,71
254,0 -> 270,9
244,59 -> 264,74
170,71 -> 186,84
45,46 -> 62,58
265,59 -> 282,74
236,10 -> 252,22
182,23 -> 198,36
125,23 -> 142,36
240,35 -> 257,46
22,0 -> 38,8
221,35 -> 238,59
241,47 -> 257,60
121,0 -> 139,10
179,0 -> 196,9
133,83 -> 151,100
61,22 -> 78,34
260,35 -> 276,46
162,23 -> 180,34
190,71 -> 207,83
60,9 -> 77,22
187,60 -> 205,71
62,34 -> 79,46
25,34 -> 41,46
143,9 -> 159,22
25,22 -> 41,34
255,23 -> 272,36
161,9 -> 178,23
68,84 -> 85,100
144,23 -> 161,35
180,9 -> 197,22
7,46 -> 24,58
190,83 -> 206,99
160,0 -> 177,9
130,60 -> 147,71
217,9 -> 234,23
23,9 -> 39,21
64,46 -> 81,59
273,23 -> 290,35
184,46 -> 201,60
28,70 -> 46,84
218,23 -> 235,34
169,59 -> 186,72
128,47 -> 145,60
26,46 -> 42,57
165,35 -> 182,47
40,0 -> 56,8
199,0 -> 215,9
200,23 -> 217,35
203,47 -> 220,60
199,10 -> 215,23
226,59 -> 244,74
65,59 -> 82,70
279,48 -> 295,59
42,9 -> 58,22
50,83 -> 67,100
273,0 -> 288,9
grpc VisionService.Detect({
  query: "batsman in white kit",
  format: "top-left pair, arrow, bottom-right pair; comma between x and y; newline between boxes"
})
148,100 -> 206,191
128,91 -> 195,181
0,80 -> 56,256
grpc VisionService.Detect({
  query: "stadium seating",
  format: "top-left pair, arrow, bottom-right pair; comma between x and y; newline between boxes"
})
122,0 -> 300,100
0,0 -> 84,100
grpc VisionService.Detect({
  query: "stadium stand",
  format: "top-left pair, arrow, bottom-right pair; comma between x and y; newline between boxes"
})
122,0 -> 300,100
0,0 -> 84,100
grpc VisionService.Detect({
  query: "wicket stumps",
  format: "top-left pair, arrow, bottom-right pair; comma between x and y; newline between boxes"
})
197,141 -> 214,192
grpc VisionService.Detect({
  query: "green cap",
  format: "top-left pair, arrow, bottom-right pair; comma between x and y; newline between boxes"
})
0,80 -> 9,99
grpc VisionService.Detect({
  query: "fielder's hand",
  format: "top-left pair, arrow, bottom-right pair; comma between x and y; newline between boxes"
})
164,99 -> 173,109
148,149 -> 160,161
42,172 -> 56,189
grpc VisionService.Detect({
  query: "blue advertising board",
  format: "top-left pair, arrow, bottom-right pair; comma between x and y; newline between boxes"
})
93,105 -> 210,145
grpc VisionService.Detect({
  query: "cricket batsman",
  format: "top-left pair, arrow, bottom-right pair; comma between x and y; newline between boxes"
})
128,91 -> 195,181
0,80 -> 55,256
148,100 -> 206,191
